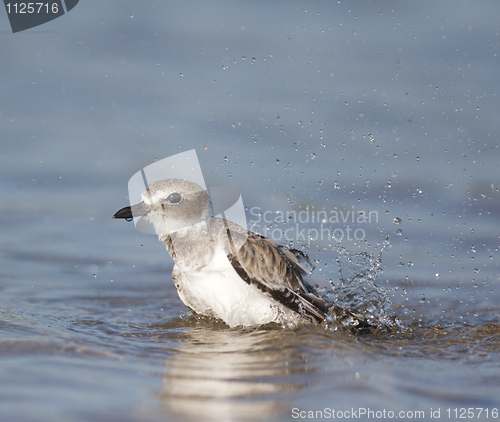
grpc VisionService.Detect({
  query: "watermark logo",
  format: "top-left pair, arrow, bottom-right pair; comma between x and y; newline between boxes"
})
121,149 -> 376,248
248,205 -> 378,244
126,150 -> 247,242
3,0 -> 79,33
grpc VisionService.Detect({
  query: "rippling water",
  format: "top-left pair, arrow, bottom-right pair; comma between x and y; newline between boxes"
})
1,0 -> 500,420
2,245 -> 499,421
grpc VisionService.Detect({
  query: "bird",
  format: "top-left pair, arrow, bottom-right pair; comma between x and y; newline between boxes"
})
113,178 -> 371,329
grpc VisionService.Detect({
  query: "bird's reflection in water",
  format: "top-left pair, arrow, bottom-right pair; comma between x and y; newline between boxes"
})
158,320 -> 319,421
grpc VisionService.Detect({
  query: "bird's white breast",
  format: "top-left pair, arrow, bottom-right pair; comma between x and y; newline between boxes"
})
173,246 -> 296,327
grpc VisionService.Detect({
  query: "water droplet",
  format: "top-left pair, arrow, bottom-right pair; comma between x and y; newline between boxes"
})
396,229 -> 403,235
416,156 -> 420,161
473,268 -> 479,273
393,217 -> 402,225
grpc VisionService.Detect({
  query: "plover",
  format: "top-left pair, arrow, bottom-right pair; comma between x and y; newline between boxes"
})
114,178 -> 370,329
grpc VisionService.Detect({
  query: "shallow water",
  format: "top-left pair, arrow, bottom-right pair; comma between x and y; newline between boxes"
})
2,273 -> 499,422
1,0 -> 500,420
1,237 -> 499,421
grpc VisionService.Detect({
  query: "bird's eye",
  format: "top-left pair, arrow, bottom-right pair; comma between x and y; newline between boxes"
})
166,192 -> 182,204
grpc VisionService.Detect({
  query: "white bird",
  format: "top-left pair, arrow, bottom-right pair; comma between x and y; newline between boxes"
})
113,178 -> 369,329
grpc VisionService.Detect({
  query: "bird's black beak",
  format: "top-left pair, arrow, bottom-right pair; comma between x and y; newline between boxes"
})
113,202 -> 149,220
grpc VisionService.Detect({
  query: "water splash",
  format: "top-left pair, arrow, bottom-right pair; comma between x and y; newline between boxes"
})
327,237 -> 398,330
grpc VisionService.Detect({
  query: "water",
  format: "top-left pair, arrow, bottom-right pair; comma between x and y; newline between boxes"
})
1,0 -> 500,420
329,243 -> 396,329
2,277 -> 499,421
2,222 -> 499,421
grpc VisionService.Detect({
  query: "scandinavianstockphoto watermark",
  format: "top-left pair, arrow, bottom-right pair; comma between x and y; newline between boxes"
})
119,148 -> 377,246
248,205 -> 379,244
3,0 -> 79,33
292,407 -> 431,419
291,407 -> 498,419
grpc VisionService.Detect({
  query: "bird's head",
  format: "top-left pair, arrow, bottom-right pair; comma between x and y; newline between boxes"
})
113,178 -> 212,238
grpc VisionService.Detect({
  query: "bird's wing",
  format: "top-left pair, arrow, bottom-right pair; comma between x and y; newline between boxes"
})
225,229 -> 330,322
215,218 -> 373,329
